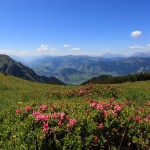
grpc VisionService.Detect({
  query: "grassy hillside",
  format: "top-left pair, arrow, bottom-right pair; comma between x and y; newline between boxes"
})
1,73 -> 150,107
0,73 -> 150,149
0,74 -> 67,110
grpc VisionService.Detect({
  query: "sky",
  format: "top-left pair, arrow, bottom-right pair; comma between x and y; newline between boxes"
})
0,0 -> 150,56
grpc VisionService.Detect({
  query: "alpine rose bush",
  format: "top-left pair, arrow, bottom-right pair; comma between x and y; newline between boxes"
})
1,72 -> 150,150
3,97 -> 150,149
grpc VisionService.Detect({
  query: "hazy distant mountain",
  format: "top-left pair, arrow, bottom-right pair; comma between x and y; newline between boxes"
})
131,51 -> 150,57
100,53 -> 127,58
0,54 -> 64,85
22,55 -> 150,85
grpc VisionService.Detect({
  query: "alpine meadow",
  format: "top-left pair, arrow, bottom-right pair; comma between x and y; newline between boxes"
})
0,73 -> 150,149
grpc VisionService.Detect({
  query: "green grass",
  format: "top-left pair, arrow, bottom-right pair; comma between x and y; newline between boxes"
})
0,73 -> 150,149
0,74 -> 69,109
0,73 -> 150,112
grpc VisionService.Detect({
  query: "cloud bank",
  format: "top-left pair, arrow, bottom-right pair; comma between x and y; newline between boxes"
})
129,44 -> 150,50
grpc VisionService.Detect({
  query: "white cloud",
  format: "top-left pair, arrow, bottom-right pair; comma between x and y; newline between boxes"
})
0,43 -> 59,56
0,50 -> 15,55
37,44 -> 57,53
37,44 -> 49,52
129,45 -> 145,49
63,44 -> 71,48
0,49 -> 32,56
72,48 -> 80,51
129,44 -> 150,50
130,30 -> 142,38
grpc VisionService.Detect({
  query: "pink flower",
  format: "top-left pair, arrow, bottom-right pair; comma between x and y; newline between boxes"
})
51,112 -> 58,119
110,97 -> 115,101
59,112 -> 65,121
147,114 -> 150,120
16,109 -> 22,114
36,114 -> 50,121
134,115 -> 141,122
106,103 -> 111,108
90,101 -> 97,108
98,123 -> 104,129
111,103 -> 115,107
97,103 -> 103,111
103,110 -> 108,117
40,104 -> 47,111
57,120 -> 62,126
111,110 -> 118,117
25,106 -> 32,112
42,122 -> 49,132
143,118 -> 149,122
114,105 -> 122,112
68,118 -> 77,127
79,89 -> 84,94
32,111 -> 40,116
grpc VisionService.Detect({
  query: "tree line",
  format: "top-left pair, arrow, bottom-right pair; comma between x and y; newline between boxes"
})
82,72 -> 150,85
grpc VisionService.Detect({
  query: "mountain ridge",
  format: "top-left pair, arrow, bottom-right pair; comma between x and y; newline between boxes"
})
0,54 -> 65,85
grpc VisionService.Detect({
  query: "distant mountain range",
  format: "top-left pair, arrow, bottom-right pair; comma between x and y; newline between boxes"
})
6,51 -> 150,85
131,51 -> 150,57
0,54 -> 64,85
101,51 -> 150,58
15,54 -> 149,85
100,53 -> 127,58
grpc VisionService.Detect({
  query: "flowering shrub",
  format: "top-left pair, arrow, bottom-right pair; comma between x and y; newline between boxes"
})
65,84 -> 120,100
1,96 -> 149,150
40,104 -> 47,112
1,83 -> 150,149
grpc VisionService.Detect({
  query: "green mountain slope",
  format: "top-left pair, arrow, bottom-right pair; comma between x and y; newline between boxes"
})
82,73 -> 150,85
0,54 -> 64,85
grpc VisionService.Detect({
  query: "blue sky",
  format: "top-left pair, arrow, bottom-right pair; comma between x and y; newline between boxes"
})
0,0 -> 150,56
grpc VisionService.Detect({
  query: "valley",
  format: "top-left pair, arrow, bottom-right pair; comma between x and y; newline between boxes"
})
27,55 -> 150,85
